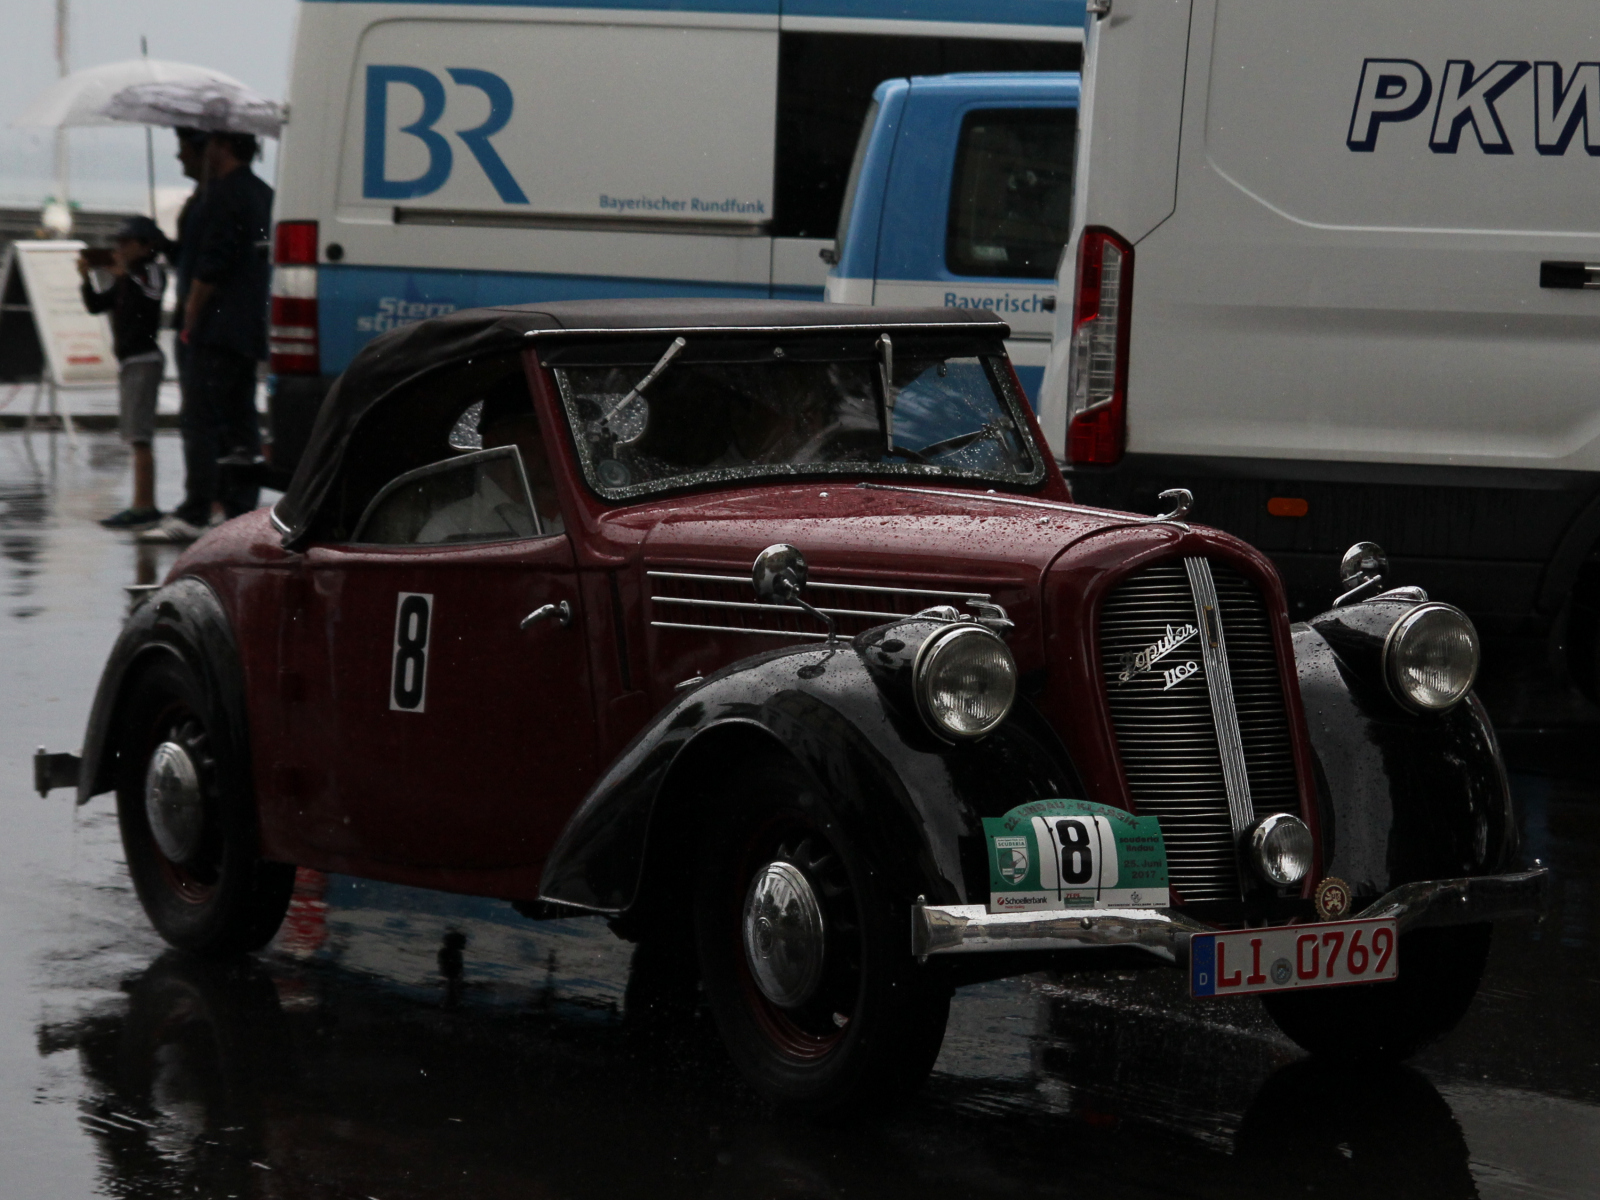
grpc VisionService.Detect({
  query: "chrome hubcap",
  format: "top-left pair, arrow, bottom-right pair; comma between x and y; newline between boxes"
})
742,860 -> 826,1008
145,740 -> 205,864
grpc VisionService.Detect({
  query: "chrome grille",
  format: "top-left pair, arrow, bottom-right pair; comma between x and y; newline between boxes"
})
1098,559 -> 1299,901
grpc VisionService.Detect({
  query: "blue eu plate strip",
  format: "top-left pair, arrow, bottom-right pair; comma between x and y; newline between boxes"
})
1190,933 -> 1217,997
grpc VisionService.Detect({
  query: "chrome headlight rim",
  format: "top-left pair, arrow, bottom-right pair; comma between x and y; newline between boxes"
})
1381,601 -> 1480,713
911,622 -> 1018,742
1246,812 -> 1314,887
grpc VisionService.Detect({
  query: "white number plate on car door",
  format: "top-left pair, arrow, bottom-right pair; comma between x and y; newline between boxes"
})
1190,918 -> 1398,997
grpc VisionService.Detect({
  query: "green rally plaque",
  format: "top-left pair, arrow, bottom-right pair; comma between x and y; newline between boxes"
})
981,799 -> 1170,913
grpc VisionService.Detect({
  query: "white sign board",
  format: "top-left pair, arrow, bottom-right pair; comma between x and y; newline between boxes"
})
338,19 -> 778,226
10,240 -> 117,386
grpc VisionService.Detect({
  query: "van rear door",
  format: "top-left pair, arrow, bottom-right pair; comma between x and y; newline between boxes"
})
1109,0 -> 1600,473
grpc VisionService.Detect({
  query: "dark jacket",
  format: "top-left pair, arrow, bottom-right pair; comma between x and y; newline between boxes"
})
80,258 -> 166,363
191,165 -> 273,361
166,190 -> 204,335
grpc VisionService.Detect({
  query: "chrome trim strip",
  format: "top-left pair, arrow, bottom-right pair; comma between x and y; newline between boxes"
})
856,482 -> 1192,531
650,620 -> 829,640
646,569 -> 992,603
911,868 -> 1548,964
652,595 -> 905,622
1183,557 -> 1256,847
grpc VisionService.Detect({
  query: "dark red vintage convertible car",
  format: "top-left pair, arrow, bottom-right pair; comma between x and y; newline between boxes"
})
40,300 -> 1545,1114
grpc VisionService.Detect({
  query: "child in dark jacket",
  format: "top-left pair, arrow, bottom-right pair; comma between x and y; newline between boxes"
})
79,216 -> 168,529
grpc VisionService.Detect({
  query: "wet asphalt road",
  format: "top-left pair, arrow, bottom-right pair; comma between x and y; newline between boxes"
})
1,429 -> 1597,1200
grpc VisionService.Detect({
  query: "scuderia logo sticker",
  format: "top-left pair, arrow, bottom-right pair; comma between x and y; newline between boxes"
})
982,799 -> 1169,913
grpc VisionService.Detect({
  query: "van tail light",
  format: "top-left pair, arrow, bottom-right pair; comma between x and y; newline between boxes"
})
1066,227 -> 1133,465
270,220 -> 320,375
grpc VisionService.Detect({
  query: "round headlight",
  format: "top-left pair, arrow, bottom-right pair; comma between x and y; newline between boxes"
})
1383,602 -> 1479,712
913,624 -> 1018,741
1247,813 -> 1314,887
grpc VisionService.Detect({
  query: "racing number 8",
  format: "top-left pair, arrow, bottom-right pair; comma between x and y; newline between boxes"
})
391,592 -> 433,712
1057,818 -> 1095,885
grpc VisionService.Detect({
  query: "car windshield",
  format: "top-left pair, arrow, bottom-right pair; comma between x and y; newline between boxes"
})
551,336 -> 1043,500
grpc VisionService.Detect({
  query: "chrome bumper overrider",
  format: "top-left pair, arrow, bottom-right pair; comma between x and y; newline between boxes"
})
911,868 -> 1549,964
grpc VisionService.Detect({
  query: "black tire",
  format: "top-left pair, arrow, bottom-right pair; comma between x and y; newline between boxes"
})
693,754 -> 951,1118
115,654 -> 294,956
1261,923 -> 1492,1061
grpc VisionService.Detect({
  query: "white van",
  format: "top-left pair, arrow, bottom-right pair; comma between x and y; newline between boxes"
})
1037,0 -> 1600,704
267,0 -> 1083,471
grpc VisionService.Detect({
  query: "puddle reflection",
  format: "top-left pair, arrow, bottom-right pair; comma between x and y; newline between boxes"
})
40,927 -> 1481,1200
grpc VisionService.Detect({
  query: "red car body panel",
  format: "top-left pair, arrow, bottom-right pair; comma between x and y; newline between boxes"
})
168,346 -> 1321,903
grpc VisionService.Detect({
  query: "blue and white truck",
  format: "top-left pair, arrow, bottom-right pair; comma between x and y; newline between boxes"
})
265,0 -> 1085,470
823,71 -> 1078,401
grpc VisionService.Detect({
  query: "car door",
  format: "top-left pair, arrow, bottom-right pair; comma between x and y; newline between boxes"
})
304,448 -> 597,871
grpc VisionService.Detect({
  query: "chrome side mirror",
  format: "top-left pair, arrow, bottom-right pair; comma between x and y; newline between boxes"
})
752,543 -> 837,642
1335,541 -> 1389,606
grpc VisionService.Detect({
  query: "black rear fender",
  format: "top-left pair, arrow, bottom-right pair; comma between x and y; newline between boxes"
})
78,577 -> 251,809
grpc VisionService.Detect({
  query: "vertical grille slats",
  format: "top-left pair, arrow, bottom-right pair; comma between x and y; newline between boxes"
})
1098,560 -> 1301,902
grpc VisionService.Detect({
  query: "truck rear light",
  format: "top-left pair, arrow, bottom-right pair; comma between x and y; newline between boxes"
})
270,220 -> 320,375
1066,227 -> 1133,465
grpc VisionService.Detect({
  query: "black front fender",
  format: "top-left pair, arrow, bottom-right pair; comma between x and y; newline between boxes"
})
538,633 -> 1082,918
78,576 -> 250,806
1293,618 -> 1516,899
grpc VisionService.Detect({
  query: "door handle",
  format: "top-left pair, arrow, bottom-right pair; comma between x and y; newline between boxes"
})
520,601 -> 572,631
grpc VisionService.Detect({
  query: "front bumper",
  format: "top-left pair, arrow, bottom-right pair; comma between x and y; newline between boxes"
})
911,868 -> 1549,965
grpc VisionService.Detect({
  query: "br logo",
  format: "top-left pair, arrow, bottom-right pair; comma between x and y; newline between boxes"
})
1347,58 -> 1600,156
363,65 -> 528,203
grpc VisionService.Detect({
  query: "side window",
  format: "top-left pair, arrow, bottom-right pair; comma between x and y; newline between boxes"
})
945,107 -> 1077,279
354,447 -> 541,545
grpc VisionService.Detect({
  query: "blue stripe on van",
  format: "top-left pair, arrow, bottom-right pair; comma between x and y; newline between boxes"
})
305,0 -> 778,10
319,264 -> 814,372
301,0 -> 1083,21
783,0 -> 1082,25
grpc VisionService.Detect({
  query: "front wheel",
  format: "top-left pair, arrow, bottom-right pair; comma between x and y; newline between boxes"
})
693,755 -> 950,1117
115,655 -> 294,956
1261,924 -> 1491,1061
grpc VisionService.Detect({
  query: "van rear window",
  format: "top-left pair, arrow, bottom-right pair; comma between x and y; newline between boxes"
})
946,108 -> 1077,279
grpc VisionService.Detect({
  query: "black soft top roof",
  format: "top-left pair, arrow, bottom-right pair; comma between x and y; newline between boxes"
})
272,299 -> 1010,546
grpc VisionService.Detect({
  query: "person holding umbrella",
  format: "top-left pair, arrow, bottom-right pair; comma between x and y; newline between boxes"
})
140,129 -> 274,543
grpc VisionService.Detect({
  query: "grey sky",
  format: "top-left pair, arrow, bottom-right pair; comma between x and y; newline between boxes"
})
0,0 -> 296,212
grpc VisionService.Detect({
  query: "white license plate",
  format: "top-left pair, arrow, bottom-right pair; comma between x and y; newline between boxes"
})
1190,917 -> 1399,997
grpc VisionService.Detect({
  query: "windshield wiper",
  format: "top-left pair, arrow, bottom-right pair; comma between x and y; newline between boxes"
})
602,336 -> 686,427
876,333 -> 896,455
912,422 -> 1006,459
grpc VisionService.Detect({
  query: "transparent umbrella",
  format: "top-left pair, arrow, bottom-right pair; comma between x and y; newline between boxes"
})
101,79 -> 285,138
12,58 -> 249,130
12,58 -> 254,222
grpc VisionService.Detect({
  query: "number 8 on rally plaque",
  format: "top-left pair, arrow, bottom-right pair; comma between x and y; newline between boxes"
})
1190,917 -> 1399,997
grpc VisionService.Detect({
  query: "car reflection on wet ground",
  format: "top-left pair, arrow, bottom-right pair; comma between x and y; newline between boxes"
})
1,430 -> 1596,1200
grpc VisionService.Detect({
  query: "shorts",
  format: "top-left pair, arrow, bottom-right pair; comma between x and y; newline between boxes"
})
117,354 -> 165,445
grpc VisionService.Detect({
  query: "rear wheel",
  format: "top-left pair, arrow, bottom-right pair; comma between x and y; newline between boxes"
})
1262,924 -> 1491,1060
115,655 -> 294,956
693,755 -> 950,1117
